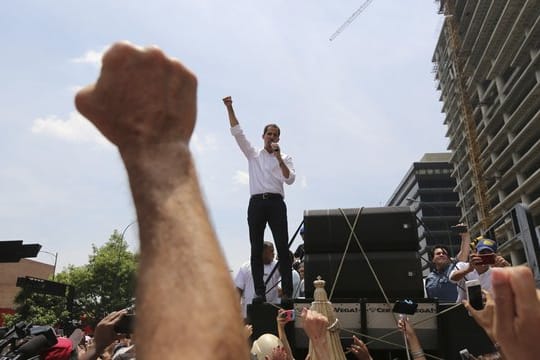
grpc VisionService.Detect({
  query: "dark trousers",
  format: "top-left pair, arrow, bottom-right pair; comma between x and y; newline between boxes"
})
248,196 -> 293,298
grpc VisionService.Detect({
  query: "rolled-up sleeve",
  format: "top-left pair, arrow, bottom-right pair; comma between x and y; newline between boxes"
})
283,155 -> 296,185
231,125 -> 256,158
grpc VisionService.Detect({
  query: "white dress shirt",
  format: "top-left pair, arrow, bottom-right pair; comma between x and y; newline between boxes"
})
231,125 -> 295,197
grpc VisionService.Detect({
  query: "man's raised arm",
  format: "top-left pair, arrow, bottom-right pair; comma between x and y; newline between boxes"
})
75,42 -> 248,360
223,96 -> 239,128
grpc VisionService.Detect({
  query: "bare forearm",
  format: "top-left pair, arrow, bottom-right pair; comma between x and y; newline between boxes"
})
226,106 -> 239,127
277,324 -> 294,360
407,336 -> 424,356
456,234 -> 471,262
450,266 -> 471,282
278,160 -> 290,178
122,144 -> 247,359
311,339 -> 331,359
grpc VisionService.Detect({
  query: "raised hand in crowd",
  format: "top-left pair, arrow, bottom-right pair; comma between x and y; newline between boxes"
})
465,266 -> 540,360
76,42 -> 247,359
493,255 -> 510,268
347,335 -> 372,360
300,308 -> 331,359
463,290 -> 496,343
245,324 -> 254,339
397,317 -> 426,360
79,310 -> 127,360
491,266 -> 540,360
455,223 -> 471,262
275,309 -> 294,360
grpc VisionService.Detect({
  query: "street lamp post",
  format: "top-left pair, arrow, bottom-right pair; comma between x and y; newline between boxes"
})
121,220 -> 138,241
39,250 -> 58,280
113,220 -> 138,307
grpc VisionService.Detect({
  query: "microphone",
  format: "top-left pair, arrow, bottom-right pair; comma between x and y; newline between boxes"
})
13,333 -> 57,360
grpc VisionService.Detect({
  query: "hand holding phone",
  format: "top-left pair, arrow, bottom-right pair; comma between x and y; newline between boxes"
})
466,279 -> 483,310
451,224 -> 468,234
392,299 -> 418,315
114,314 -> 135,334
477,253 -> 495,265
279,309 -> 295,322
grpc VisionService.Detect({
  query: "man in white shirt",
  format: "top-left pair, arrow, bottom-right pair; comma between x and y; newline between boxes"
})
224,96 -> 296,304
449,238 -> 510,302
235,241 -> 281,319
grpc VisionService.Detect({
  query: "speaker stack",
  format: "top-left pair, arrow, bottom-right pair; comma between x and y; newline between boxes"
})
302,207 -> 423,300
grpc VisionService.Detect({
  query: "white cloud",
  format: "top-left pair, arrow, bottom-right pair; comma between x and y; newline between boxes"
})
191,132 -> 218,154
31,112 -> 109,146
233,170 -> 249,185
70,47 -> 107,66
301,175 -> 307,189
68,85 -> 83,94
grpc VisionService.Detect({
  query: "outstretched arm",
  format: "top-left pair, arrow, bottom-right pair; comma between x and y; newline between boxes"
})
491,266 -> 540,360
78,310 -> 126,360
76,42 -> 247,360
301,308 -> 332,359
276,310 -> 295,360
455,225 -> 471,262
223,96 -> 239,127
398,318 -> 426,360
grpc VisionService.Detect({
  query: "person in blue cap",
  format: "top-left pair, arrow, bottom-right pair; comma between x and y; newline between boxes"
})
450,237 -> 511,302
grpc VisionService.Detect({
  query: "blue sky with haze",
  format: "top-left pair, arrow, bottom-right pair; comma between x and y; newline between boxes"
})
0,0 -> 448,274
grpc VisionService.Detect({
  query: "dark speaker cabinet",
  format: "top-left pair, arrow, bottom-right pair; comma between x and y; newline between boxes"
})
303,207 -> 419,253
304,252 -> 424,299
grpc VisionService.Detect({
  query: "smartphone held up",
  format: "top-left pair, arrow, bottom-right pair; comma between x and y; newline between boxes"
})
466,279 -> 483,310
280,309 -> 295,322
477,253 -> 496,265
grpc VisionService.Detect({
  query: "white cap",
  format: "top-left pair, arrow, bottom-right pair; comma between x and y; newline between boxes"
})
250,333 -> 283,360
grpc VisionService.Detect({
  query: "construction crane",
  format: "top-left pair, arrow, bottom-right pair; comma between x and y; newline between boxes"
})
329,0 -> 374,41
441,0 -> 492,233
331,0 -> 492,233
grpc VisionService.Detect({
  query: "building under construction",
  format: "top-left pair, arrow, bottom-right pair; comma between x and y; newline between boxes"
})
432,0 -> 540,261
386,153 -> 462,272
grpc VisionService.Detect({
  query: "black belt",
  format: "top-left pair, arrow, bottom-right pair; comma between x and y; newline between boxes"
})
251,193 -> 283,200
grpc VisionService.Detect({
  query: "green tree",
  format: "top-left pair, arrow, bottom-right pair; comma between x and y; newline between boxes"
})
3,230 -> 137,328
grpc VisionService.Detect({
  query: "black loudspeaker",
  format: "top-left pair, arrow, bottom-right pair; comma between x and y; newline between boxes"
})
437,304 -> 495,359
304,252 -> 424,299
303,207 -> 419,254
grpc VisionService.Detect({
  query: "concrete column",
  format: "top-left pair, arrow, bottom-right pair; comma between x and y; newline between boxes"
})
498,189 -> 506,202
502,112 -> 510,125
510,250 -> 526,266
495,75 -> 506,102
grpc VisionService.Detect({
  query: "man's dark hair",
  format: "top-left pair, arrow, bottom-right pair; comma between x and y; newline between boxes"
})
263,241 -> 274,249
430,244 -> 450,259
263,124 -> 280,136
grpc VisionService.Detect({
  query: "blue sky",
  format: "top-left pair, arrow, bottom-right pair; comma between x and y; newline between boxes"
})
0,0 -> 448,274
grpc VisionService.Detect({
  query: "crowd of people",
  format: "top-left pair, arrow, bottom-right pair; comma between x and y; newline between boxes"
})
4,42 -> 538,359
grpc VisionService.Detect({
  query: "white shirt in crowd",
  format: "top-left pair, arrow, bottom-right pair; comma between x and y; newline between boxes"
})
234,260 -> 281,318
449,261 -> 493,303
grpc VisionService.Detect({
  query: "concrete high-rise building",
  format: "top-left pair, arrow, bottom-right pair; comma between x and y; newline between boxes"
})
432,1 -> 540,256
386,153 -> 462,272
